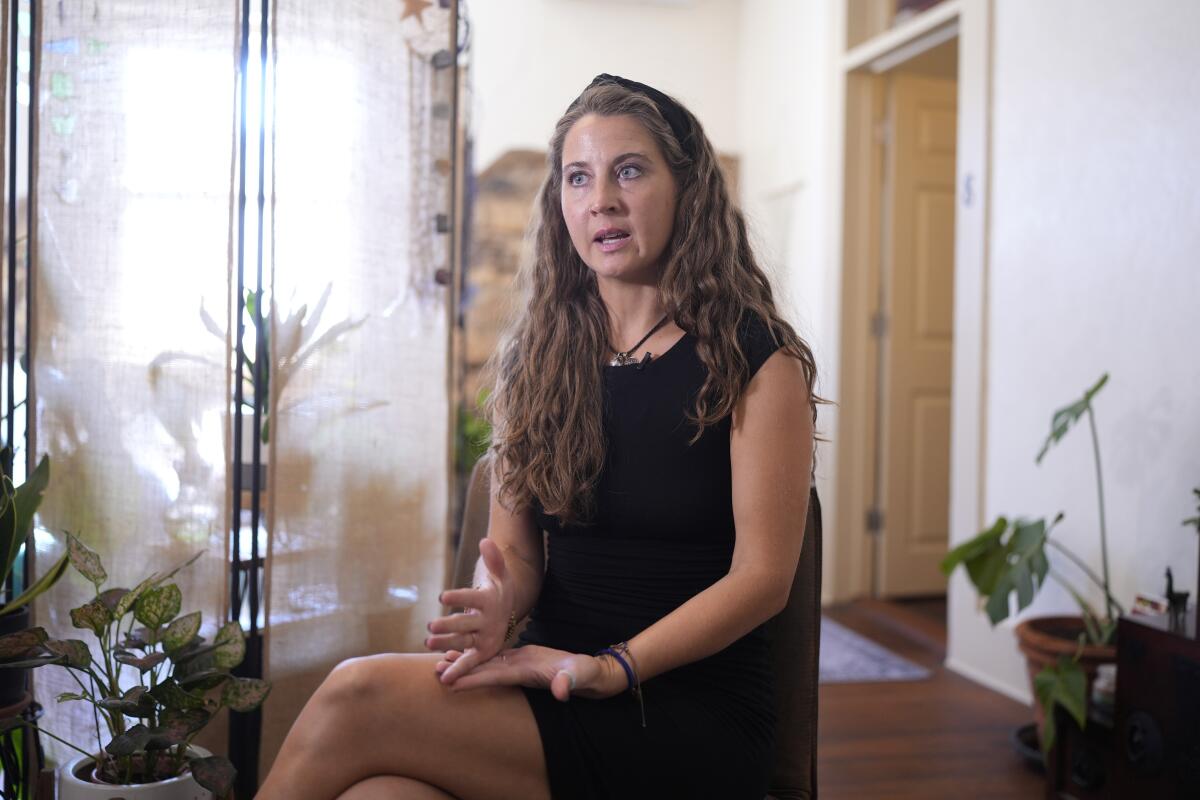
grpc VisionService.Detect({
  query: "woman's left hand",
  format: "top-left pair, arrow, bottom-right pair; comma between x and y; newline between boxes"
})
435,645 -> 626,702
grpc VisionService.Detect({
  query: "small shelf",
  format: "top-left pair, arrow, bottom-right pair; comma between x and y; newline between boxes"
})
843,0 -> 960,74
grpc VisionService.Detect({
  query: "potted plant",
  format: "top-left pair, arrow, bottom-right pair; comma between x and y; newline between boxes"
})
0,451 -> 70,708
941,374 -> 1120,753
0,534 -> 270,798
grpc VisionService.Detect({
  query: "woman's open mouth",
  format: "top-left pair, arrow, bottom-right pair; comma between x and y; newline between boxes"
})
594,228 -> 631,253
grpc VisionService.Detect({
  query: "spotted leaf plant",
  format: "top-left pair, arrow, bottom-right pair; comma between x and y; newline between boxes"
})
0,534 -> 270,797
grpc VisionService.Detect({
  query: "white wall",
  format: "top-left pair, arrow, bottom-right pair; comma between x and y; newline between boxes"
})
946,0 -> 1200,702
468,0 -> 743,172
736,0 -> 841,601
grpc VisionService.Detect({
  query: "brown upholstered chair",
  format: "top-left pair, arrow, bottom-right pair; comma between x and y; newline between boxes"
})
449,453 -> 822,800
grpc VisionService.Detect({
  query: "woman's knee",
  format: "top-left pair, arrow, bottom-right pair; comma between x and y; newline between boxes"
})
319,654 -> 433,722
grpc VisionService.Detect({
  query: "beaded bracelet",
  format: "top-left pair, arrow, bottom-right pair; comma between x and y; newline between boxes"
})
596,641 -> 646,727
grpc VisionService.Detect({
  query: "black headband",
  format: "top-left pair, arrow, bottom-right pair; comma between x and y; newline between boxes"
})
568,73 -> 696,159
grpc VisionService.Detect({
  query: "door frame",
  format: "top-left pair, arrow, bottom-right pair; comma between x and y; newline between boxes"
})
827,0 -> 993,603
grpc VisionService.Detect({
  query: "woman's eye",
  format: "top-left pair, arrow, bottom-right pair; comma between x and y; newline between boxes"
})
568,172 -> 587,187
618,164 -> 642,180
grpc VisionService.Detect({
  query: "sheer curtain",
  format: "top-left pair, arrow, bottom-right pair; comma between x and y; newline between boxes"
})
260,0 -> 453,775
30,1 -> 238,763
21,0 -> 454,776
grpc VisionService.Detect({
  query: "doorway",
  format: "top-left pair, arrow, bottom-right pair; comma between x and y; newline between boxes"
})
873,57 -> 958,597
834,10 -> 965,602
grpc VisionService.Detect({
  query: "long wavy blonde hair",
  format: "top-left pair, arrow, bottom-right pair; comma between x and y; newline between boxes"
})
486,82 -> 819,525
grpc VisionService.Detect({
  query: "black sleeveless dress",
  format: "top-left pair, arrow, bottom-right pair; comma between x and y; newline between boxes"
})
518,316 -> 783,799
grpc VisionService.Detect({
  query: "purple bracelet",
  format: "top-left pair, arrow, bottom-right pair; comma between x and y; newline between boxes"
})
596,645 -> 646,727
597,647 -> 636,690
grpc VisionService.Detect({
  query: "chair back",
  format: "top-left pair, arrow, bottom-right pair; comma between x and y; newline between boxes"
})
450,454 -> 494,591
766,487 -> 822,800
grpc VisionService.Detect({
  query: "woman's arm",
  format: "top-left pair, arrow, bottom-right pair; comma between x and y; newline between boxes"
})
443,349 -> 813,698
427,459 -> 547,680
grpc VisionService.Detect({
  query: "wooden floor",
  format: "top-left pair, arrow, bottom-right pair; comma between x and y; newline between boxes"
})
818,599 -> 1045,799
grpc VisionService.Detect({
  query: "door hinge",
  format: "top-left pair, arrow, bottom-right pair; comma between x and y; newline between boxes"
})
870,311 -> 888,338
866,507 -> 884,535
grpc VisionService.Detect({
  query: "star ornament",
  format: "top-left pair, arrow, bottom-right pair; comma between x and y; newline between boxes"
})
401,0 -> 434,22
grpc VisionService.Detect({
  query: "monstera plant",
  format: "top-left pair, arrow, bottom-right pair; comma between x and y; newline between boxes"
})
941,374 -> 1121,752
0,534 -> 269,797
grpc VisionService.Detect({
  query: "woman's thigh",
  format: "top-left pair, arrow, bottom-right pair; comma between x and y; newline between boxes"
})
263,653 -> 551,800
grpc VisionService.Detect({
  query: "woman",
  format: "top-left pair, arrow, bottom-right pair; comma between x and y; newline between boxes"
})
257,74 -> 817,800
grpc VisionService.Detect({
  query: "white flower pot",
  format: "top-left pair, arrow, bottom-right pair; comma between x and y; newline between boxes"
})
58,746 -> 214,800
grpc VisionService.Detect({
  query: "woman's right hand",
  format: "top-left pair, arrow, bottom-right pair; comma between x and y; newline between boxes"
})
426,537 -> 514,685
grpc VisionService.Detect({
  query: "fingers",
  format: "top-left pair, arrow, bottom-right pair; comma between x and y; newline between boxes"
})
426,631 -> 474,652
427,613 -> 481,636
439,648 -> 482,685
439,586 -> 487,610
550,669 -> 576,702
478,538 -> 508,582
435,650 -> 463,674
448,653 -> 522,692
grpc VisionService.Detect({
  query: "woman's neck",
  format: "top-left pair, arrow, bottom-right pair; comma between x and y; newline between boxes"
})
597,280 -> 669,348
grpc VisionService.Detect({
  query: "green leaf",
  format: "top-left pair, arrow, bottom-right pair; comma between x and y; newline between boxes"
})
0,627 -> 49,660
0,455 -> 51,583
148,679 -> 206,711
98,687 -> 157,719
1036,374 -> 1108,464
160,708 -> 211,741
97,587 -> 128,613
941,517 -> 1008,592
190,755 -> 237,797
951,516 -> 1051,625
177,669 -> 231,692
212,621 -> 246,670
56,691 -> 87,703
222,677 -> 270,712
0,550 -> 70,618
69,598 -> 112,636
115,575 -> 157,619
105,723 -> 174,756
1034,657 -> 1088,753
135,583 -> 182,628
67,533 -> 106,587
122,627 -> 151,650
44,639 -> 91,670
114,649 -> 167,672
163,611 -> 201,654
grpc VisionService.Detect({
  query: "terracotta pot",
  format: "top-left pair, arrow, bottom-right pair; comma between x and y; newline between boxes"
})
1014,615 -> 1117,736
58,746 -> 213,800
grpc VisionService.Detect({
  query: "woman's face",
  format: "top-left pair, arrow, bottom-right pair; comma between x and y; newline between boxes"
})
560,113 -> 678,286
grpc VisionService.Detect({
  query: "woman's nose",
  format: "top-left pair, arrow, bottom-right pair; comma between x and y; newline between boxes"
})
589,178 -> 621,214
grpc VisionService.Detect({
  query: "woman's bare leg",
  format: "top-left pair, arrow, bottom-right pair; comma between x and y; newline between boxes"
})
336,776 -> 456,800
255,653 -> 550,800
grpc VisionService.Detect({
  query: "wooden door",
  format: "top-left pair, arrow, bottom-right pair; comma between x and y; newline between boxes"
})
876,72 -> 957,597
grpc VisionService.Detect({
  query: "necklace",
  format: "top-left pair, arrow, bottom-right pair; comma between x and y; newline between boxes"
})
608,314 -> 670,367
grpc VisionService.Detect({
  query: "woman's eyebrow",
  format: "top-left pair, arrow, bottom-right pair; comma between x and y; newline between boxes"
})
563,151 -> 650,171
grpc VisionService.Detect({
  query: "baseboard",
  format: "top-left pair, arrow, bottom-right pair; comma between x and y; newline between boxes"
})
944,655 -> 1031,706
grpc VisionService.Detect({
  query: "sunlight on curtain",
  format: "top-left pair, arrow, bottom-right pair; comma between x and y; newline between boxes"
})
31,1 -> 236,763
260,0 -> 452,775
